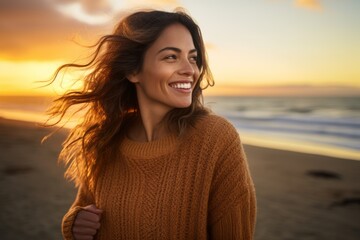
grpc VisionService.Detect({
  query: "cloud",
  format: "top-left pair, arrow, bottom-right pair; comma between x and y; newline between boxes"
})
0,0 -> 112,61
55,0 -> 114,14
54,2 -> 114,25
53,0 -> 181,23
0,0 -> 184,61
294,0 -> 322,10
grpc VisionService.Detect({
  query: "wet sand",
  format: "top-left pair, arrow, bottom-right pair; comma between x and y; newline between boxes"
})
0,118 -> 359,239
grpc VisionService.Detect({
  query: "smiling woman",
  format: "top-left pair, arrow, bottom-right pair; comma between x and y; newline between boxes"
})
45,9 -> 256,240
127,23 -> 201,136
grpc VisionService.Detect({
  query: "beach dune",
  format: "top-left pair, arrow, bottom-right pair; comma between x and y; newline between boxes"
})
0,118 -> 359,239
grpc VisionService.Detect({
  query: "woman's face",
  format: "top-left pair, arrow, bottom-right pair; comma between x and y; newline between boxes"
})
129,23 -> 200,115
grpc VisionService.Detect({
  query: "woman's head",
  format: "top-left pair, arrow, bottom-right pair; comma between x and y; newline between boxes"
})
47,9 -> 214,188
104,9 -> 213,113
128,23 -> 200,114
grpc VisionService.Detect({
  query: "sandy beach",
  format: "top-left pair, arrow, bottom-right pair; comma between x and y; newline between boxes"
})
0,118 -> 359,240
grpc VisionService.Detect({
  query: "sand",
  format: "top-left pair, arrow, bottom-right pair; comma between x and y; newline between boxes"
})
0,118 -> 359,240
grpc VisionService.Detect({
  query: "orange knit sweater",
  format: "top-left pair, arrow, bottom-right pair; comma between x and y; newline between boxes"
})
62,114 -> 256,239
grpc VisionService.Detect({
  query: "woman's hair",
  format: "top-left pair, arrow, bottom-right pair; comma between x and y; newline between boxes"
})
46,9 -> 214,191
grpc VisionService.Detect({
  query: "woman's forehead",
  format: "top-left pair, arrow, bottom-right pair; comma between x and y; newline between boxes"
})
150,24 -> 195,52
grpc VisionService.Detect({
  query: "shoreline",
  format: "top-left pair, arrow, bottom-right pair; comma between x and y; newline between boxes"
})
1,114 -> 359,162
0,117 -> 359,239
0,117 -> 357,163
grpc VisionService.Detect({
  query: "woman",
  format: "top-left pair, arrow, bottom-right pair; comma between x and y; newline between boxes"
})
47,9 -> 256,239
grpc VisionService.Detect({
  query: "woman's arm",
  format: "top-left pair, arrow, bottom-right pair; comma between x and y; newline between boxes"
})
208,131 -> 257,240
209,187 -> 256,239
62,184 -> 102,240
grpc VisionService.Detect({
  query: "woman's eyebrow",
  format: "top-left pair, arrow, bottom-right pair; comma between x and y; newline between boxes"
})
157,47 -> 197,54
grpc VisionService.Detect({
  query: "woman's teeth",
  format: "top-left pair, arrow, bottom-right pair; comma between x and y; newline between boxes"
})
170,83 -> 191,89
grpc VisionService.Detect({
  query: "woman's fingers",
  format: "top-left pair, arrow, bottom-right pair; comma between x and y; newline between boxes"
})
77,210 -> 101,223
73,204 -> 103,240
74,218 -> 101,229
83,204 -> 103,215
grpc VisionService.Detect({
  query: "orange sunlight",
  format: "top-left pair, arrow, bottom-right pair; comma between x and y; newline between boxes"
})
0,60 -> 84,96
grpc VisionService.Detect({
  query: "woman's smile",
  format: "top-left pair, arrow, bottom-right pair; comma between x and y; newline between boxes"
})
169,81 -> 193,93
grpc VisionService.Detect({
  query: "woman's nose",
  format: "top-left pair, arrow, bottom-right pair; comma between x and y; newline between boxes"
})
178,59 -> 195,76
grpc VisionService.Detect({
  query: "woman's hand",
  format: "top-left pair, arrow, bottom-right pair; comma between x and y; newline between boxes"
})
72,204 -> 103,240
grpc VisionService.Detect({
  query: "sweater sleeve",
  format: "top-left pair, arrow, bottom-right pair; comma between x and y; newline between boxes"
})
208,126 -> 256,239
62,184 -> 94,240
209,188 -> 256,239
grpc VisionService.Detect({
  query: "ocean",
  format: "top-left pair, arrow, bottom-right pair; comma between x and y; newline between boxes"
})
1,95 -> 359,160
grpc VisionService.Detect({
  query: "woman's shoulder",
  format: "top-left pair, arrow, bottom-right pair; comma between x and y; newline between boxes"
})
192,113 -> 239,141
195,113 -> 236,130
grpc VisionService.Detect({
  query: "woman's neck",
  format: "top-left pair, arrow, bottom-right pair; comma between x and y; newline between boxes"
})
127,115 -> 170,142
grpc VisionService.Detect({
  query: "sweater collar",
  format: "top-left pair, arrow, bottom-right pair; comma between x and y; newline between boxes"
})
120,133 -> 179,159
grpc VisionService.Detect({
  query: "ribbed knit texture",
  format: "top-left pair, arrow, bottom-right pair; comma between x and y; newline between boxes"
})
62,114 -> 256,239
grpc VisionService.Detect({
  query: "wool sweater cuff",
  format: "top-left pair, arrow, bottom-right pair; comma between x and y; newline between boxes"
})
62,206 -> 82,240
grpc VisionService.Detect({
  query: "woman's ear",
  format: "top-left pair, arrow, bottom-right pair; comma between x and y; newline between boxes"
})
127,73 -> 140,84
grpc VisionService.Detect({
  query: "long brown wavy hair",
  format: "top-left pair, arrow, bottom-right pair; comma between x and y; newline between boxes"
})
45,9 -> 214,192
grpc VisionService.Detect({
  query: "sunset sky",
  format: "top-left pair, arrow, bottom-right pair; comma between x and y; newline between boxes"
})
0,0 -> 359,96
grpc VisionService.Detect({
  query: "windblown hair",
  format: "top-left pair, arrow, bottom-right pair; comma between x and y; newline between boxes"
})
45,9 -> 214,192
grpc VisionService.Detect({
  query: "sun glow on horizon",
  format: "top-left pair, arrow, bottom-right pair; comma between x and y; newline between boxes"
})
0,60 -> 85,96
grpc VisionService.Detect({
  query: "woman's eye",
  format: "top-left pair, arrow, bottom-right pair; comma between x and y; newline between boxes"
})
165,55 -> 177,60
190,56 -> 198,63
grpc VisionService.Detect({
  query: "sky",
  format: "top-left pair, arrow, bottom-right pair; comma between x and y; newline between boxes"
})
0,0 -> 359,96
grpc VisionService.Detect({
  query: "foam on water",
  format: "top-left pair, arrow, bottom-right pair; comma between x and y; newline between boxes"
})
205,96 -> 360,160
